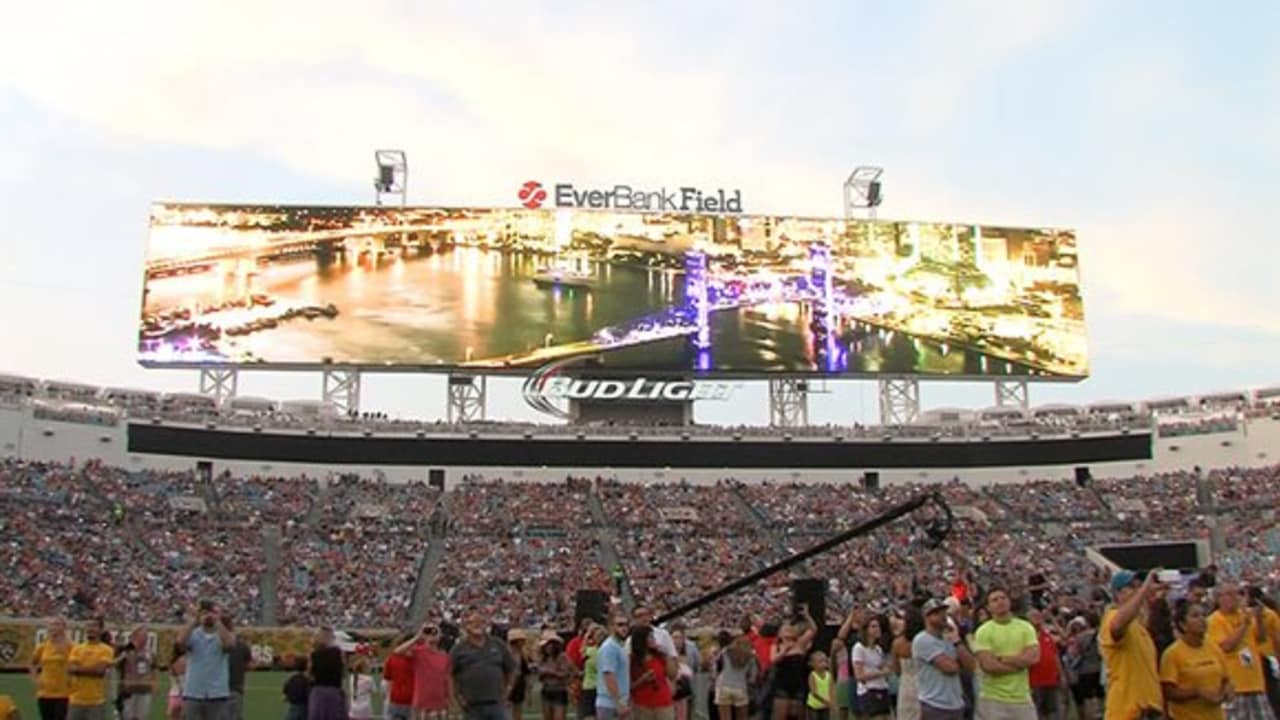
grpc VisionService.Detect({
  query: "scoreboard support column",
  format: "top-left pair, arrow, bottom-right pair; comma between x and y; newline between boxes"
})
994,379 -> 1029,410
878,377 -> 919,426
197,367 -> 238,405
447,374 -> 487,423
321,368 -> 362,416
768,378 -> 809,427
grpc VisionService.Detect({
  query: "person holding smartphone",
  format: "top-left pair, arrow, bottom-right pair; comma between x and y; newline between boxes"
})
176,600 -> 235,720
1207,582 -> 1276,720
1099,570 -> 1165,720
394,622 -> 453,720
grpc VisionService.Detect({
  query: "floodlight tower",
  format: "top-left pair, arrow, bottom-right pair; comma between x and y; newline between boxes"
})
374,150 -> 408,207
844,166 -> 916,425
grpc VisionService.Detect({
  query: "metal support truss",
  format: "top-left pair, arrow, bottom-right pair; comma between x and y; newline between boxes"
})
878,377 -> 920,426
197,367 -> 238,405
994,379 -> 1029,410
321,368 -> 362,416
447,375 -> 487,423
768,378 -> 809,428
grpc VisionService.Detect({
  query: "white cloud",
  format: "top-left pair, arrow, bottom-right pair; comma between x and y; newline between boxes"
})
1,0 -> 1278,408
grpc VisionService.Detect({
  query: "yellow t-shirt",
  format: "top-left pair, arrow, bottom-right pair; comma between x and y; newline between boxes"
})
68,641 -> 115,707
0,695 -> 16,720
32,639 -> 73,698
1159,639 -> 1228,720
1254,608 -> 1280,657
1206,610 -> 1265,694
808,670 -> 831,710
1099,607 -> 1163,720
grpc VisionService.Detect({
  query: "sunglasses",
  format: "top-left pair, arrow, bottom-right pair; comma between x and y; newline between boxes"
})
422,627 -> 439,635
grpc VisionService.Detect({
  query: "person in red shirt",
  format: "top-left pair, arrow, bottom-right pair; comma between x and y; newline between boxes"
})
567,619 -> 590,669
394,623 -> 453,720
741,616 -> 776,674
384,634 -> 416,720
1027,609 -> 1063,720
631,626 -> 675,720
566,619 -> 591,714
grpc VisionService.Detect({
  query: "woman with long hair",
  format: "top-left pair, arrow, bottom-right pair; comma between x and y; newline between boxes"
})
537,633 -> 576,720
1160,601 -> 1230,720
891,608 -> 924,720
716,632 -> 758,720
30,616 -> 72,720
508,631 -> 532,720
671,629 -> 698,720
851,616 -> 891,720
772,606 -> 818,720
631,626 -> 675,720
347,655 -> 376,720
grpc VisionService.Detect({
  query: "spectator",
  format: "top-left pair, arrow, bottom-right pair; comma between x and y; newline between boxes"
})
913,599 -> 976,720
1025,610 -> 1063,720
30,616 -> 72,720
596,615 -> 632,720
1099,571 -> 1164,720
118,627 -> 156,720
282,658 -> 311,720
1160,601 -> 1229,720
449,609 -> 515,720
178,601 -> 235,720
67,616 -> 114,720
306,627 -> 345,720
971,588 -> 1038,720
382,635 -> 415,720
394,621 -> 452,720
1207,582 -> 1276,720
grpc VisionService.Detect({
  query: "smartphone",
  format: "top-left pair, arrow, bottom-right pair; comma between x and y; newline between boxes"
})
1156,570 -> 1181,584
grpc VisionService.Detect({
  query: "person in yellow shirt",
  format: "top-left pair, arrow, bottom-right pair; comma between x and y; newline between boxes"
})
0,694 -> 20,720
1207,583 -> 1277,720
1247,590 -> 1280,719
30,616 -> 72,720
67,616 -> 116,720
1100,569 -> 1164,720
1161,600 -> 1231,720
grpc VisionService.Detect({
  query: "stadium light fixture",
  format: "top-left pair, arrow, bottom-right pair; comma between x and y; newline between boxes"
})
373,150 -> 408,207
843,166 -> 884,219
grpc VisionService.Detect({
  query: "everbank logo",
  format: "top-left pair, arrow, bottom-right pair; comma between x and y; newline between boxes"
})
518,180 -> 547,209
517,180 -> 743,213
522,358 -> 734,419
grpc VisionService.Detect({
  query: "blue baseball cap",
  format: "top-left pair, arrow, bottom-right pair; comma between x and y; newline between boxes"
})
1110,570 -> 1142,593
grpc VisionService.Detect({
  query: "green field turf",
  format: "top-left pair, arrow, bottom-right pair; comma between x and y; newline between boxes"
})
0,671 -> 295,720
0,672 -> 565,720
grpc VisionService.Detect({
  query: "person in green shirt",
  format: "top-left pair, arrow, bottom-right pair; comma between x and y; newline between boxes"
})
579,624 -> 605,720
972,588 -> 1040,720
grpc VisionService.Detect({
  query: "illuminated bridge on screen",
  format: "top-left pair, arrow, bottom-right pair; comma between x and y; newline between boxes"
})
466,248 -> 855,371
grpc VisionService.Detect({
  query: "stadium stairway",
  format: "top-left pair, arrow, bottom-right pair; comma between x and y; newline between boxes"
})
586,489 -> 636,612
260,524 -> 282,625
728,483 -> 792,557
305,480 -> 331,528
406,494 -> 451,627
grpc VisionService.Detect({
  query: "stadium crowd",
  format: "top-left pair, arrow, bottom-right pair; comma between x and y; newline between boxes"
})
5,456 -> 1280,638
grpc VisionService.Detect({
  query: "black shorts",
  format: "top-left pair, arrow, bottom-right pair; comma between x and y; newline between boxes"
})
541,689 -> 569,707
579,689 -> 597,718
1071,673 -> 1103,704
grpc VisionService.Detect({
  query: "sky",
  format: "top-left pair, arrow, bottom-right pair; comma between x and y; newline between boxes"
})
1,0 -> 1277,425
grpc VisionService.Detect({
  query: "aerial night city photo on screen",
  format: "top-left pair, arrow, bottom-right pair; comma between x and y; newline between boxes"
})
138,203 -> 1088,378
